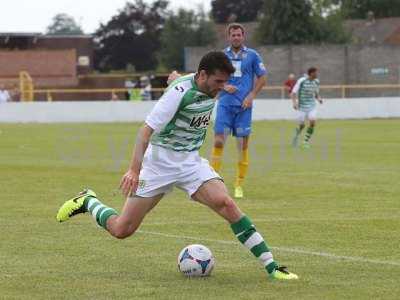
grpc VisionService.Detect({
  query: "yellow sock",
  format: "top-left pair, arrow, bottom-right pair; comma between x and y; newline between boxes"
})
235,149 -> 249,187
210,146 -> 223,172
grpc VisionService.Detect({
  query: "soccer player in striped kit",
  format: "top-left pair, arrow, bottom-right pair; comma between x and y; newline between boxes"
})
291,67 -> 323,148
57,51 -> 298,281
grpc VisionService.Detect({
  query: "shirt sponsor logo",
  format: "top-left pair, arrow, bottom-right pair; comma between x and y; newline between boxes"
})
189,112 -> 212,128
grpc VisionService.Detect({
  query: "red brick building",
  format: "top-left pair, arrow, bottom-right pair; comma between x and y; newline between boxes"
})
0,33 -> 93,88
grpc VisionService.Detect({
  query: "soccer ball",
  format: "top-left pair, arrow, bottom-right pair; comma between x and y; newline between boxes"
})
177,244 -> 215,277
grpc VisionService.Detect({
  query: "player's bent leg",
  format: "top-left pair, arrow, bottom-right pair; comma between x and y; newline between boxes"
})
192,178 -> 242,223
303,115 -> 317,148
192,179 -> 298,280
106,194 -> 163,239
292,118 -> 305,148
57,189 -> 163,239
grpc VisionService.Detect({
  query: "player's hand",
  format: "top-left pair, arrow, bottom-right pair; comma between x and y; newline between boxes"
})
167,71 -> 181,85
242,92 -> 255,109
318,98 -> 323,104
223,84 -> 237,94
242,98 -> 253,109
119,169 -> 139,197
293,103 -> 299,110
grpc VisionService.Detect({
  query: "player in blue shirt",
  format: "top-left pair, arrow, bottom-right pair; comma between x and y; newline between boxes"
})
211,23 -> 267,198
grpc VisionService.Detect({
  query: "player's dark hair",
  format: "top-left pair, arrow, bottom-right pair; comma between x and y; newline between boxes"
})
227,23 -> 245,35
198,51 -> 235,76
308,67 -> 318,75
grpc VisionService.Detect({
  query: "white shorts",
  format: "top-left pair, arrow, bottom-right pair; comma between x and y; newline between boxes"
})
134,144 -> 221,199
297,108 -> 317,123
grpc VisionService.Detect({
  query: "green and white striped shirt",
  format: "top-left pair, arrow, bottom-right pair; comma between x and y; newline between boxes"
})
292,76 -> 320,111
146,74 -> 215,152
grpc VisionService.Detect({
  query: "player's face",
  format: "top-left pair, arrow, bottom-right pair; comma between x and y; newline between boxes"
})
228,28 -> 245,49
309,71 -> 318,79
198,70 -> 230,98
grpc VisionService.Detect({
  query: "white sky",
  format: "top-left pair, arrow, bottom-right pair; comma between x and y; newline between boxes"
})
1,0 -> 211,34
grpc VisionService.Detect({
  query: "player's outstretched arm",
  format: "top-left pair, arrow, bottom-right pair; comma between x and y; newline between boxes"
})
120,125 -> 154,197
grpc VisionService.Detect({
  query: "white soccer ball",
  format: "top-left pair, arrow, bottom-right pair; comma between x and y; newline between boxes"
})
177,244 -> 215,277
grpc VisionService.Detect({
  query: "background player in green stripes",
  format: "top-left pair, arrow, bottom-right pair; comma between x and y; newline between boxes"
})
291,67 -> 323,148
56,51 -> 298,281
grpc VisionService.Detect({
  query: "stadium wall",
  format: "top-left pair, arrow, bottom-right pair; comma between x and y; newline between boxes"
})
0,98 -> 399,123
185,45 -> 400,88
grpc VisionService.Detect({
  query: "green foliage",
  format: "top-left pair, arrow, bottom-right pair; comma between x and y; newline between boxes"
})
46,13 -> 84,35
340,0 -> 400,19
211,0 -> 264,23
159,9 -> 216,71
256,0 -> 350,44
256,0 -> 316,44
94,0 -> 169,72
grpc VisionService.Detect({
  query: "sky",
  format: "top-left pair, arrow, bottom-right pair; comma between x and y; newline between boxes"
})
1,0 -> 212,34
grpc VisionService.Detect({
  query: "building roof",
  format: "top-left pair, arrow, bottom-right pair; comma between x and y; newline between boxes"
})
345,17 -> 400,45
0,32 -> 91,38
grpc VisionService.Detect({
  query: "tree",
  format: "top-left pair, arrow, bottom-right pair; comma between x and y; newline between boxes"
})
338,0 -> 400,19
159,9 -> 216,70
256,0 -> 350,44
211,0 -> 264,23
256,0 -> 316,44
94,0 -> 169,72
46,13 -> 84,35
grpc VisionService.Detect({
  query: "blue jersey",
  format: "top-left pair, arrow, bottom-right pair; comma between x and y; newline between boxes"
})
219,46 -> 267,106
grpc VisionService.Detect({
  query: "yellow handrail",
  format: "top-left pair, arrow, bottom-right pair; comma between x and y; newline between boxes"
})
31,83 -> 400,101
19,71 -> 34,101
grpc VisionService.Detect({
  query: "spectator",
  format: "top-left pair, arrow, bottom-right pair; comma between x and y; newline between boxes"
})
10,84 -> 20,101
0,83 -> 12,103
284,73 -> 296,97
124,79 -> 141,101
111,90 -> 119,101
139,75 -> 152,101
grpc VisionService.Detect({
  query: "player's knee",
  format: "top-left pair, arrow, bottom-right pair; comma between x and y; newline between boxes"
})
214,134 -> 225,148
309,120 -> 316,127
112,224 -> 138,239
214,140 -> 224,148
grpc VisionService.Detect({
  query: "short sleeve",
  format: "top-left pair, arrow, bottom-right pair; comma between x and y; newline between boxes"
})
252,51 -> 267,77
291,78 -> 305,94
145,85 -> 186,133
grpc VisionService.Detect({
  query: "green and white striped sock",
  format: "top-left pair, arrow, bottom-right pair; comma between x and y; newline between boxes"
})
84,197 -> 118,230
231,215 -> 277,274
304,126 -> 314,142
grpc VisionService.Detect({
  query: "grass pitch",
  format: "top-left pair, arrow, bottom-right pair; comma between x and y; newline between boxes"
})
1,119 -> 399,299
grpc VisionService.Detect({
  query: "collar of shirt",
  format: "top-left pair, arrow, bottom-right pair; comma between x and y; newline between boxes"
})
226,45 -> 248,59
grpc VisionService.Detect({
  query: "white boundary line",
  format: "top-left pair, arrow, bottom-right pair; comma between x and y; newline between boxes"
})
137,229 -> 400,267
143,216 -> 400,226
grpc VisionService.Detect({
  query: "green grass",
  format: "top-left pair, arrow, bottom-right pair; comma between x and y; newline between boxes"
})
1,119 -> 399,299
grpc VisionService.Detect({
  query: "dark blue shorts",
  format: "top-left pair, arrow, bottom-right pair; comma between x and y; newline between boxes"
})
214,104 -> 252,137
